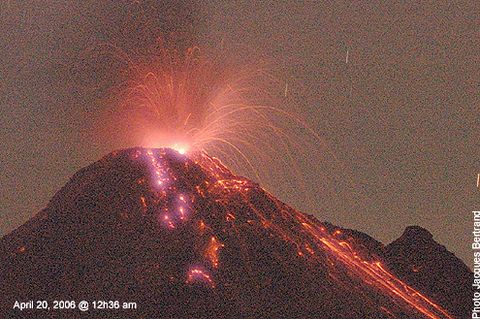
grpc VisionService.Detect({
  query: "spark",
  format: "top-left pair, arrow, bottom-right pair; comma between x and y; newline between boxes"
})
183,112 -> 192,126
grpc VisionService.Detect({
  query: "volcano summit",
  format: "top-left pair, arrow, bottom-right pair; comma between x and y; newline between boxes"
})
0,148 -> 471,318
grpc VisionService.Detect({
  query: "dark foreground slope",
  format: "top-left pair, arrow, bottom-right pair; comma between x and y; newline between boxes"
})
0,148 -> 471,318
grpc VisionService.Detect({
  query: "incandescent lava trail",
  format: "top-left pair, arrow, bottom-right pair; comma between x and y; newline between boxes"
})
0,148 -> 459,318
136,148 -> 453,318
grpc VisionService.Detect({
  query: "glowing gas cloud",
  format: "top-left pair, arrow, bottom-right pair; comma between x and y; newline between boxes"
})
115,46 -> 326,187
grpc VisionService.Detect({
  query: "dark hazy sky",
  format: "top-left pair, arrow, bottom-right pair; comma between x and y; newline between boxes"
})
0,1 -> 477,267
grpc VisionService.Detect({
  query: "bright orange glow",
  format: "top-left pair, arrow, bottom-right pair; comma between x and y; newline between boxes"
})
199,220 -> 207,233
186,267 -> 215,288
101,45 -> 344,218
204,236 -> 224,268
140,196 -> 147,208
191,152 -> 453,318
299,220 -> 453,319
172,144 -> 187,155
129,148 -> 452,318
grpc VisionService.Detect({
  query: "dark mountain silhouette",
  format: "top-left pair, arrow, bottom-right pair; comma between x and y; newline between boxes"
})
385,226 -> 472,318
0,148 -> 471,318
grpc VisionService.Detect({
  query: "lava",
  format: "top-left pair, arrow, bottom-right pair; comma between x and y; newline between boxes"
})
1,147 -> 461,318
102,45 -> 355,225
136,148 -> 453,319
204,236 -> 224,269
186,267 -> 215,288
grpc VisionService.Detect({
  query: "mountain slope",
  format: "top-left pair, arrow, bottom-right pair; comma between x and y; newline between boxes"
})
0,148 -> 470,318
385,226 -> 472,318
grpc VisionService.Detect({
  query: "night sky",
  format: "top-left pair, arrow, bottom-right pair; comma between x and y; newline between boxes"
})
0,1 -> 477,267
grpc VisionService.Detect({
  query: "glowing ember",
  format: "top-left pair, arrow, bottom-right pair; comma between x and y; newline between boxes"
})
204,236 -> 224,269
186,267 -> 215,288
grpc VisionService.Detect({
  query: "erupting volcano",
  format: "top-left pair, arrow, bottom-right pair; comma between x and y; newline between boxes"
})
0,148 -> 471,318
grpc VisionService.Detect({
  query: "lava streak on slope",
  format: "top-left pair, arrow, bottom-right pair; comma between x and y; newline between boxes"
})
0,148 -> 462,318
137,148 -> 453,319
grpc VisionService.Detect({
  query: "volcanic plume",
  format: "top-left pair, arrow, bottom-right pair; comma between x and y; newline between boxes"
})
0,148 -> 471,318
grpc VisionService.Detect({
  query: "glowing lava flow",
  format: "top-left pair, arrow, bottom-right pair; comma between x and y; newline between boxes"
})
298,222 -> 453,319
136,148 -> 453,319
204,236 -> 224,269
186,267 -> 215,288
144,149 -> 170,188
193,151 -> 453,319
139,149 -> 195,229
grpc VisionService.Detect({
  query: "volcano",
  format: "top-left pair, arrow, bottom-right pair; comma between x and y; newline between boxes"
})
0,148 -> 471,318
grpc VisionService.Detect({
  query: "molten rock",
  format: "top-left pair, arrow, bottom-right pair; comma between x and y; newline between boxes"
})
0,148 -> 471,318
